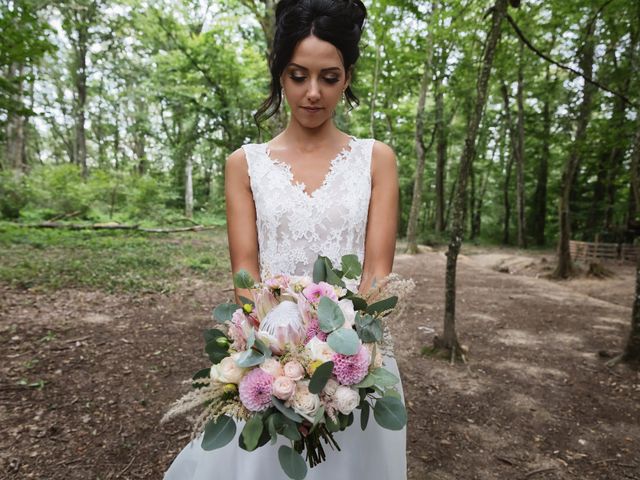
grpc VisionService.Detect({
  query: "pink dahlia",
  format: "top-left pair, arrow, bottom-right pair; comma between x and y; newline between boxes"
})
332,344 -> 370,385
238,368 -> 274,411
304,316 -> 328,343
303,281 -> 338,304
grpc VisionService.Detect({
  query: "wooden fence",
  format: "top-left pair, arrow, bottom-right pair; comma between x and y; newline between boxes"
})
569,240 -> 639,263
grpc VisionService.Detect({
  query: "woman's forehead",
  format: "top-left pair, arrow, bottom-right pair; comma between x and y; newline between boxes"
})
289,35 -> 344,70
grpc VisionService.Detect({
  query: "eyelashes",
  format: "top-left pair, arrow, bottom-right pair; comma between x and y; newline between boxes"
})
289,74 -> 340,84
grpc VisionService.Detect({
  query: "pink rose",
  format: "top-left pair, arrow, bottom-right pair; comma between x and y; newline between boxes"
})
272,376 -> 296,401
260,358 -> 284,377
302,281 -> 338,303
283,361 -> 305,381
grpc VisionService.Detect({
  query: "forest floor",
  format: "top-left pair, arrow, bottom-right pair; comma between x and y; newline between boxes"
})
1,230 -> 639,480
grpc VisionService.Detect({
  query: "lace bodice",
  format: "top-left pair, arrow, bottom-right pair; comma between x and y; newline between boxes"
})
241,136 -> 375,280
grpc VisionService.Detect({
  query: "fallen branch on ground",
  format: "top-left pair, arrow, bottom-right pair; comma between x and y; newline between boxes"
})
10,221 -> 218,233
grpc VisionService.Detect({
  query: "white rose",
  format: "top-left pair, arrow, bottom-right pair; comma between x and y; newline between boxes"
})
210,353 -> 245,384
283,361 -> 305,381
306,337 -> 335,363
334,386 -> 360,415
337,299 -> 356,329
260,358 -> 284,377
290,381 -> 321,418
322,378 -> 339,396
272,376 -> 296,401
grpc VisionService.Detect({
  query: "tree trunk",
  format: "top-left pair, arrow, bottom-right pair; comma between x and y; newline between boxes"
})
436,0 -> 509,358
530,63 -> 552,246
184,155 -> 194,219
73,21 -> 89,178
553,14 -> 597,278
5,63 -> 27,171
622,120 -> 640,364
500,83 -> 515,245
515,43 -> 527,248
406,40 -> 433,254
434,78 -> 447,234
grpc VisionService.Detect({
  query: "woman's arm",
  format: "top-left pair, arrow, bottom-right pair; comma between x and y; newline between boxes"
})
358,141 -> 399,295
225,147 -> 261,306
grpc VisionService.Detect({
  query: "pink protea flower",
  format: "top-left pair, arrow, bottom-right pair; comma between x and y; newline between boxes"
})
265,274 -> 291,291
304,316 -> 328,343
303,281 -> 338,304
228,308 -> 252,350
238,368 -> 274,411
332,344 -> 370,385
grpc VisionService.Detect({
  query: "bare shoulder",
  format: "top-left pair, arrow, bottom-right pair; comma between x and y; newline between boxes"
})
371,140 -> 398,180
225,146 -> 248,172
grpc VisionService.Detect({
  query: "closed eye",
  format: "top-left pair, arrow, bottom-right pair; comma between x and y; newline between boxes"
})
289,75 -> 340,84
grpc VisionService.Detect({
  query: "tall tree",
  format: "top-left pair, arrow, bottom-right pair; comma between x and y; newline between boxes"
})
553,8 -> 599,278
435,0 -> 511,360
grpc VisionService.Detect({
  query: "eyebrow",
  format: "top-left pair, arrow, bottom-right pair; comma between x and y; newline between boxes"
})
286,62 -> 342,72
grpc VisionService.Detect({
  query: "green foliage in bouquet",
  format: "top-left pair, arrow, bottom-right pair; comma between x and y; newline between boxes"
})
163,253 -> 414,480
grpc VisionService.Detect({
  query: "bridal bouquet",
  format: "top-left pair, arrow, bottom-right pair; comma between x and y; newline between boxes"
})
162,254 -> 415,479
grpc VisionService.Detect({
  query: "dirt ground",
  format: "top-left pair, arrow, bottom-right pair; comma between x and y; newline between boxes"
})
1,244 -> 639,480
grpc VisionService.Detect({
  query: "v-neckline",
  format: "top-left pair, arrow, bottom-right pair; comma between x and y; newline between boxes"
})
263,136 -> 358,200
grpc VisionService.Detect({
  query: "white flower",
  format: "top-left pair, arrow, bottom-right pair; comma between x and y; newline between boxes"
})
260,358 -> 284,377
337,298 -> 356,329
290,381 -> 321,418
334,386 -> 360,415
258,300 -> 306,354
306,337 -> 336,363
342,276 -> 361,293
283,361 -> 305,381
210,353 -> 246,384
322,378 -> 339,396
272,376 -> 296,401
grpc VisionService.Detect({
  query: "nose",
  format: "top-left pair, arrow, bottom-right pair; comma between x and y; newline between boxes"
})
307,77 -> 321,102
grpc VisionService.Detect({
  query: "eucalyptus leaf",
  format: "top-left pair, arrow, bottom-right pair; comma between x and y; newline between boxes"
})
350,296 -> 368,311
355,317 -> 383,343
366,296 -> 398,315
327,328 -> 360,355
317,296 -> 345,333
202,415 -> 236,450
360,401 -> 370,430
203,328 -> 227,344
278,445 -> 308,480
312,257 -> 327,283
204,341 -> 230,364
373,396 -> 407,430
271,396 -> 304,423
369,367 -> 400,387
340,254 -> 362,279
235,349 -> 264,367
240,415 -> 263,451
212,303 -> 241,323
308,361 -> 334,394
233,269 -> 256,289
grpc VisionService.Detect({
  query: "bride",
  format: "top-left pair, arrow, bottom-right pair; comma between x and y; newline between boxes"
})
164,0 -> 406,478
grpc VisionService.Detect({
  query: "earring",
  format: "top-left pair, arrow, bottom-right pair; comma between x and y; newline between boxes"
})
281,87 -> 285,98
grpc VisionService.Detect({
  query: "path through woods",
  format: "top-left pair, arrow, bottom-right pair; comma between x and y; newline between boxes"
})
1,246 -> 638,479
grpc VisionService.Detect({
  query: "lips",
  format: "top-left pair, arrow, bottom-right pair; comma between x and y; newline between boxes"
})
302,106 -> 323,112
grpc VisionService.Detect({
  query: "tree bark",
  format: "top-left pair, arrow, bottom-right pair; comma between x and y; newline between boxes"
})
500,82 -> 515,245
530,62 -> 552,246
5,63 -> 27,171
406,36 -> 433,254
515,42 -> 527,248
434,77 -> 447,234
553,14 -> 598,278
437,0 -> 509,358
73,16 -> 89,178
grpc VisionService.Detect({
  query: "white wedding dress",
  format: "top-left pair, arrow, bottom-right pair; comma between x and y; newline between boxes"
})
164,135 -> 407,480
